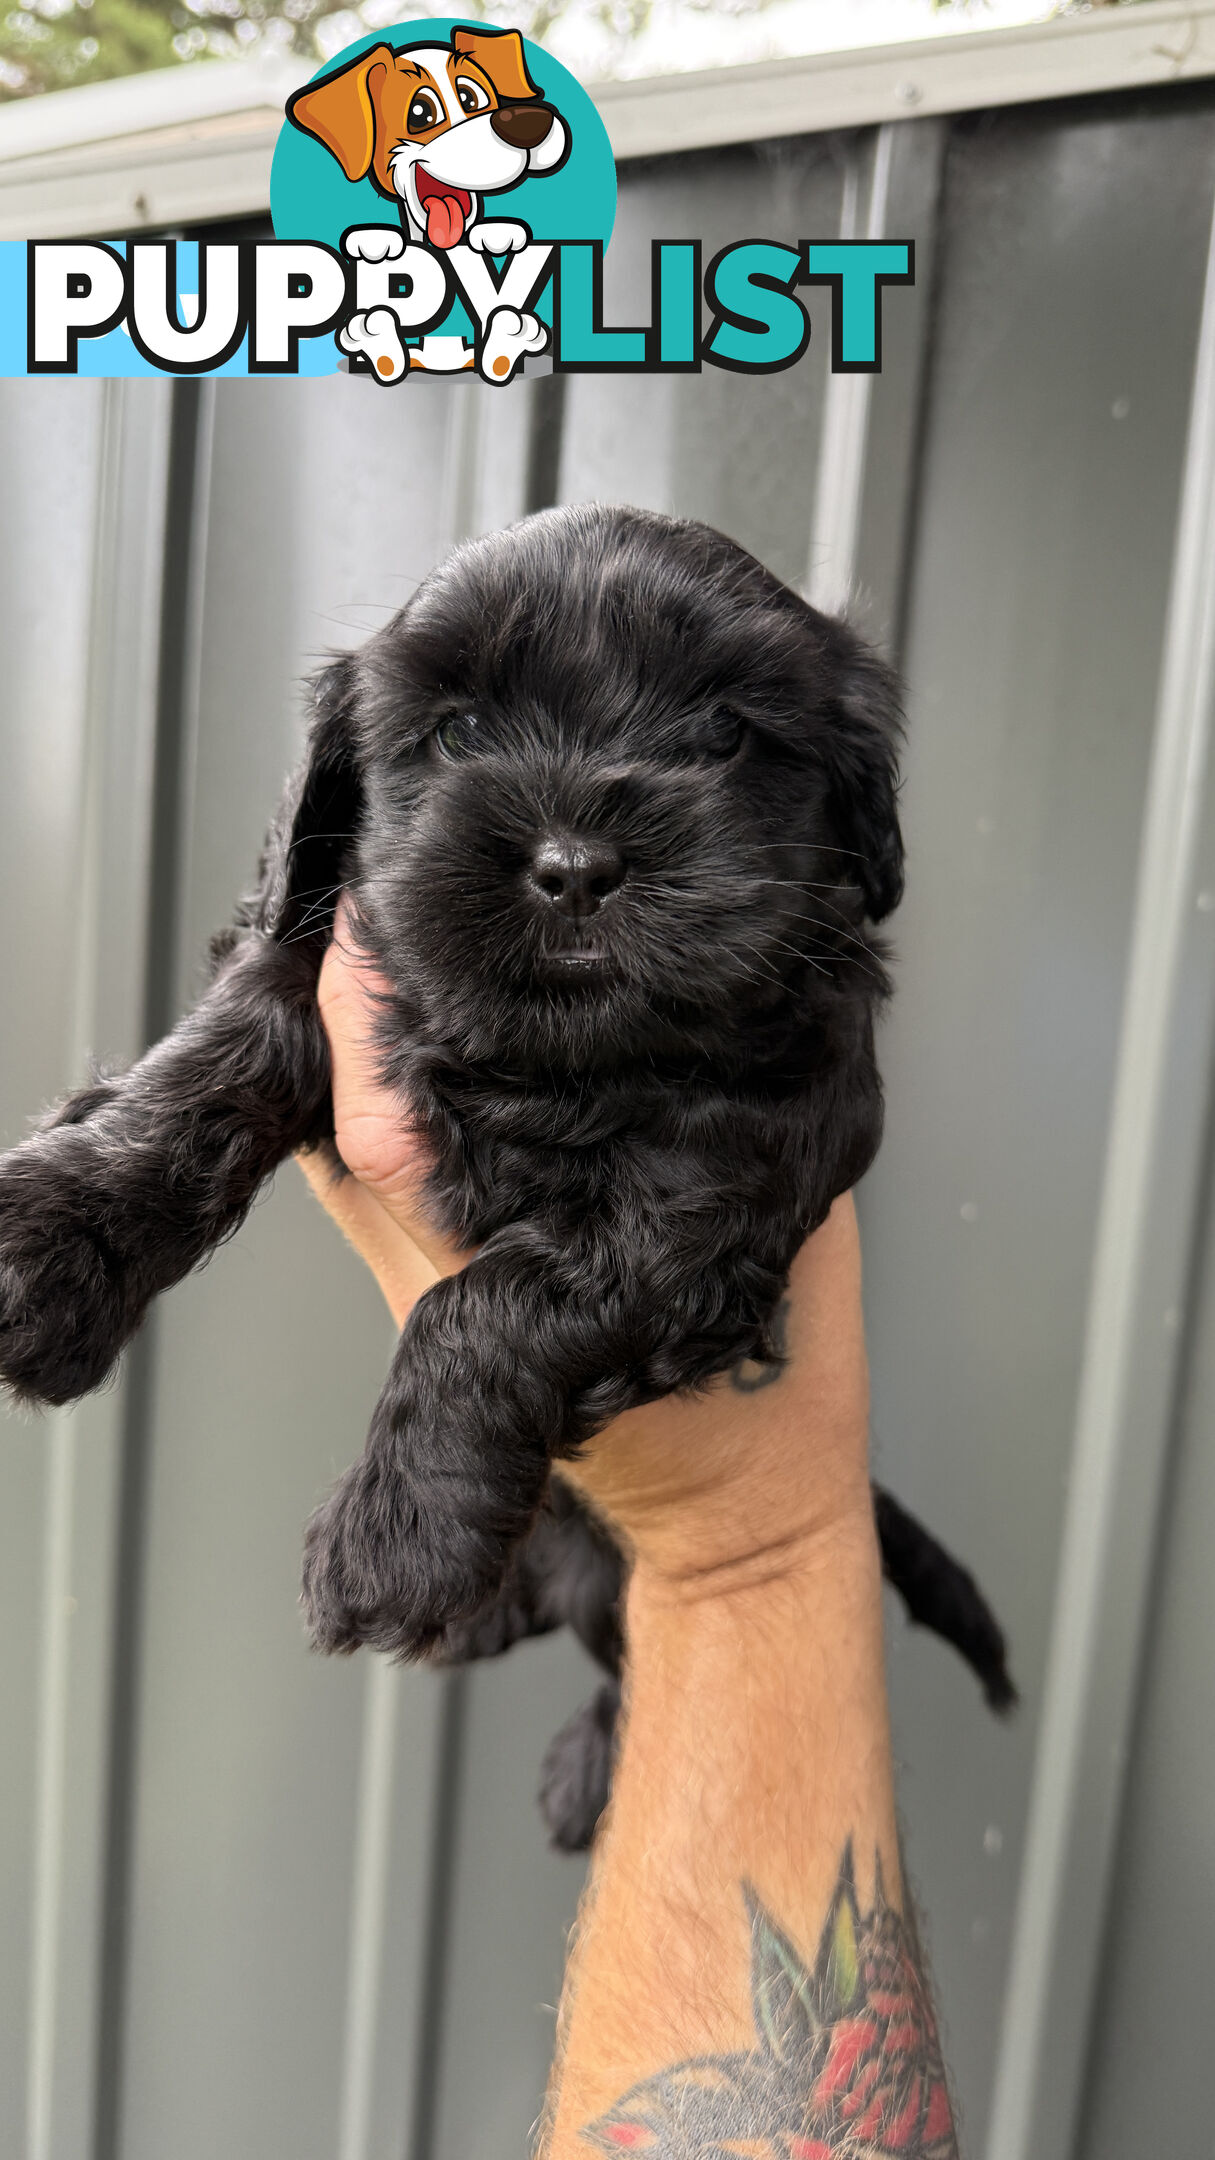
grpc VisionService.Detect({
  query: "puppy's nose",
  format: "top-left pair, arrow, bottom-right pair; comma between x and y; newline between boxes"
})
491,103 -> 554,150
529,834 -> 625,918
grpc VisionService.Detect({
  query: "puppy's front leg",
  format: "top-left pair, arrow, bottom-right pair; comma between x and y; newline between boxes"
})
0,939 -> 330,1407
301,1223 -> 650,1657
300,1166 -> 794,1659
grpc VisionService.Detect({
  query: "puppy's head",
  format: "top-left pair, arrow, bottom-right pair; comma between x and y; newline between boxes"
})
267,506 -> 903,1072
287,28 -> 568,246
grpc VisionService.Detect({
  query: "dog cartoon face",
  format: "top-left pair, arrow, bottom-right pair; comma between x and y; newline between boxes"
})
287,26 -> 568,248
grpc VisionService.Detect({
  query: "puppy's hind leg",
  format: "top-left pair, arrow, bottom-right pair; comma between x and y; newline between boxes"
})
530,1490 -> 627,1862
432,1477 -> 625,1853
539,1679 -> 621,1854
0,939 -> 331,1408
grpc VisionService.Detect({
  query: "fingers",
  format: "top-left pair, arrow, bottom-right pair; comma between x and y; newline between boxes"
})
298,899 -> 470,1313
319,903 -> 421,1196
318,902 -> 468,1275
296,1146 -> 439,1330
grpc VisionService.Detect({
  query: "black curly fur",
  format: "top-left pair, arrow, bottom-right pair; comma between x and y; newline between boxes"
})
0,504 -> 1014,1829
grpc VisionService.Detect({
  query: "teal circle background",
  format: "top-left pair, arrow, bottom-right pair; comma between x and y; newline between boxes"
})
270,19 -> 616,255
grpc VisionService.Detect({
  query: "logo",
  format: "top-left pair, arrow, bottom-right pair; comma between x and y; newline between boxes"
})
8,18 -> 914,381
270,19 -> 613,383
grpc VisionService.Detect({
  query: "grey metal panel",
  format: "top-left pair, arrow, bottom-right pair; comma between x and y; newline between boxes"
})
847,118 -> 946,649
559,136 -> 847,589
0,382 -> 106,1146
0,378 -> 108,2160
988,147 -> 1215,2160
110,374 -> 531,2160
1,380 -> 182,2160
860,93 -> 1215,2155
1075,1093 -> 1215,2157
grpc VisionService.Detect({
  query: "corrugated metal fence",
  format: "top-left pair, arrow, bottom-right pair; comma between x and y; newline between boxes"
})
2,78 -> 1214,2160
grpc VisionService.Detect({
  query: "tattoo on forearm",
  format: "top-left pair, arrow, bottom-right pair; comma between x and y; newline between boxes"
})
582,1841 -> 958,2156
730,1296 -> 791,1393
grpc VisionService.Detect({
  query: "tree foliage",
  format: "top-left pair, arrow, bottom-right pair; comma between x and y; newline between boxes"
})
0,0 -> 664,100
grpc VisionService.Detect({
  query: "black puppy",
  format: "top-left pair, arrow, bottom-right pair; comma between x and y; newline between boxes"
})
0,505 -> 1012,1839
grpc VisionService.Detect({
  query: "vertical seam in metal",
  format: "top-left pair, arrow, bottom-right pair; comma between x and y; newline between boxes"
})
337,1659 -> 402,2160
93,381 -> 206,2160
24,382 -> 124,2160
525,372 -> 568,515
987,169 -> 1215,2160
404,1671 -> 468,2160
887,122 -> 951,671
805,125 -> 893,616
26,1420 -> 76,2160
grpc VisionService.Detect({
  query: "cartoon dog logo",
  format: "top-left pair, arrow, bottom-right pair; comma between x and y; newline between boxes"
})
287,23 -> 568,254
287,25 -> 567,384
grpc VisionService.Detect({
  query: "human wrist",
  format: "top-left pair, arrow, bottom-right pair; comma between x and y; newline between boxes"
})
623,1477 -> 880,1625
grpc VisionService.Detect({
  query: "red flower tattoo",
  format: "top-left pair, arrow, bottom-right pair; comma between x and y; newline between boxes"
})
584,1843 -> 958,2158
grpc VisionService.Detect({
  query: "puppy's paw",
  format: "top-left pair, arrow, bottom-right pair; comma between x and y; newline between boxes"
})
338,307 -> 408,384
479,305 -> 548,385
538,1680 -> 621,1853
301,1452 -> 510,1659
0,1159 -> 126,1406
342,226 -> 406,263
431,1575 -> 547,1666
466,220 -> 529,256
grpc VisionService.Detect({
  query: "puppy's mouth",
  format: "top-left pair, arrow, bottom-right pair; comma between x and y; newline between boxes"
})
414,167 -> 473,249
536,946 -> 614,984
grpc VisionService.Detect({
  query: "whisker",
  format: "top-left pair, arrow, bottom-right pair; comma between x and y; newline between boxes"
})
756,877 -> 857,894
757,841 -> 866,861
802,926 -> 884,980
279,882 -> 353,944
736,936 -> 830,984
286,879 -> 348,904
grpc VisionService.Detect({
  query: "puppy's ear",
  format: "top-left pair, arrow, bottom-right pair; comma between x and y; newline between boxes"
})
286,47 -> 393,183
253,655 -> 364,945
452,25 -> 541,101
819,624 -> 905,923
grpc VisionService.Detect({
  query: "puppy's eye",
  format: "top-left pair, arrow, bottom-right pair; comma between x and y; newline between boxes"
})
407,90 -> 443,132
434,712 -> 480,759
700,708 -> 747,760
455,76 -> 491,115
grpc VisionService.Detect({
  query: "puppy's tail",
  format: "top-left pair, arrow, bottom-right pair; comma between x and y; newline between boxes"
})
873,1482 -> 1018,1712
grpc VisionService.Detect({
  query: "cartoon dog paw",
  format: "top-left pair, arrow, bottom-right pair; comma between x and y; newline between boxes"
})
467,220 -> 530,257
343,225 -> 406,263
479,305 -> 548,384
339,306 -> 408,384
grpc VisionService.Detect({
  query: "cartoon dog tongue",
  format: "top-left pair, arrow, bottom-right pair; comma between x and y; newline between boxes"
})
424,190 -> 466,249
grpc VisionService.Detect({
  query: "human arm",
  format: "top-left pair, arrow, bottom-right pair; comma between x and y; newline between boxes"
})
297,916 -> 959,2158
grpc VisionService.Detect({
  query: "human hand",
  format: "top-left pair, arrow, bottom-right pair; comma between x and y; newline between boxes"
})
298,903 -> 874,1598
295,900 -> 465,1318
